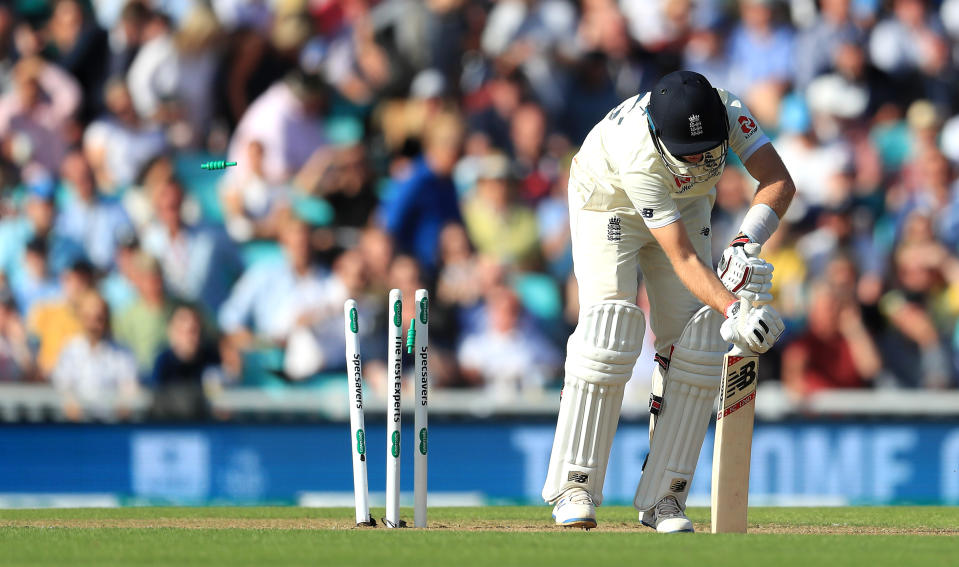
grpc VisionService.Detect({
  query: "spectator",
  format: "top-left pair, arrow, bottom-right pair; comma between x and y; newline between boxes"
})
389,254 -> 429,347
99,234 -> 140,313
781,283 -> 881,397
774,93 -> 856,209
380,112 -> 464,274
218,216 -> 329,364
462,153 -> 540,269
356,253 -> 436,392
480,0 -> 577,115
46,0 -> 110,122
220,140 -> 290,242
123,153 -> 175,231
0,3 -> 14,93
793,0 -> 864,90
563,51 -> 621,144
0,291 -> 35,381
830,40 -> 897,116
113,252 -> 176,376
306,1 -> 394,106
56,150 -> 134,270
51,290 -> 138,421
710,166 -> 753,263
622,0 -> 693,55
83,78 -> 166,191
126,5 -> 222,147
466,73 -> 523,154
27,260 -> 95,378
869,0 -> 945,78
878,212 -> 959,388
10,237 -> 61,316
0,57 -> 82,175
142,178 -> 242,312
797,199 -> 882,281
895,149 -> 959,248
457,285 -> 561,398
436,223 -> 481,309
356,226 -> 395,298
308,143 -> 379,231
104,1 -> 152,78
226,70 -> 329,185
760,223 -> 807,322
726,0 -> 794,108
169,5 -> 222,148
125,10 -> 178,124
149,303 -> 222,421
684,19 -> 732,89
283,249 -> 369,380
509,102 -> 552,202
0,176 -> 84,284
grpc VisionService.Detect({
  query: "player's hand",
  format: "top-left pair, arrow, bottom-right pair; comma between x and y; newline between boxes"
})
720,301 -> 784,354
717,242 -> 773,304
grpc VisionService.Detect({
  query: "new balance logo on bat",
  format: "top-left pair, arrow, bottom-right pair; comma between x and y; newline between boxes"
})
726,360 -> 756,396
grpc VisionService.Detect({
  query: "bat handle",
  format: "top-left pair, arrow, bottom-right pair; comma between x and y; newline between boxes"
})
735,242 -> 761,354
728,296 -> 752,356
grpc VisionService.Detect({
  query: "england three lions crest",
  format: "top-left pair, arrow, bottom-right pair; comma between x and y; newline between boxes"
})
689,114 -> 703,136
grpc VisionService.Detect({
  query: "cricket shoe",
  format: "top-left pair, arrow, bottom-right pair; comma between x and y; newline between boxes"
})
551,488 -> 597,529
639,495 -> 694,533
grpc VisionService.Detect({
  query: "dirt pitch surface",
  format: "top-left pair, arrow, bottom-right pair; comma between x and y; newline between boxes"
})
0,506 -> 956,535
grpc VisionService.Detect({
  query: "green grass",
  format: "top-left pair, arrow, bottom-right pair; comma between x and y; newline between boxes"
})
1,507 -> 956,567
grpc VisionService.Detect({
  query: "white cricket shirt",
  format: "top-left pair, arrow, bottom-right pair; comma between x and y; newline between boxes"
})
570,89 -> 770,229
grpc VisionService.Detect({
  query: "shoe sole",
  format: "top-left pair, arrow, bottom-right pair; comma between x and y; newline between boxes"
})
553,516 -> 598,529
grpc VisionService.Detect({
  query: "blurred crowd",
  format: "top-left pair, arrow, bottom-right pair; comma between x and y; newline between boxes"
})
2,0 -> 959,421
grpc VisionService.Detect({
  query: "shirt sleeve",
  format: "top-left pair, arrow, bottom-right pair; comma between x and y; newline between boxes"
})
217,266 -> 263,333
456,334 -> 484,372
622,168 -> 681,229
724,91 -> 770,163
38,62 -> 82,124
50,339 -> 76,392
379,171 -> 418,238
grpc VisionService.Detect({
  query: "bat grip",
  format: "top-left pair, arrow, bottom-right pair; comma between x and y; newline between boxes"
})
729,296 -> 752,356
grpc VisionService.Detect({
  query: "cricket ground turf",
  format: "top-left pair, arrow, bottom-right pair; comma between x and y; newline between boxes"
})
0,506 -> 955,566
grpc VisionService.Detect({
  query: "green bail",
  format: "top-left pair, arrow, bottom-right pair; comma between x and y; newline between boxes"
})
200,160 -> 237,170
406,318 -> 416,354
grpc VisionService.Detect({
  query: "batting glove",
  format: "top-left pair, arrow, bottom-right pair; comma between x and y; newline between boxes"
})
721,300 -> 785,354
717,240 -> 773,305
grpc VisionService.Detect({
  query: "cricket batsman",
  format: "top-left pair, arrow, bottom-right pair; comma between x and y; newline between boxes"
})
543,71 -> 794,532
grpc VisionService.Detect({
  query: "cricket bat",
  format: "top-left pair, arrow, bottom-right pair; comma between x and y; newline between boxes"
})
711,298 -> 759,533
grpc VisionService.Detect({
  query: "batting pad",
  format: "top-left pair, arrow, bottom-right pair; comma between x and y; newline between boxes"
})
542,301 -> 645,505
634,305 -> 725,512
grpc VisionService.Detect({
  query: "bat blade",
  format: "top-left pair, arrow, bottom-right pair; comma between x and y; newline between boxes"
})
711,350 -> 759,534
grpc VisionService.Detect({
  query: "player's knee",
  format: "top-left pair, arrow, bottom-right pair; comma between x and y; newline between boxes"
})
566,300 -> 645,385
649,302 -> 708,357
664,305 -> 726,388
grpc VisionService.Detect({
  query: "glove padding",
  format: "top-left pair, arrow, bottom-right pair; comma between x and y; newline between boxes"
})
720,302 -> 785,354
717,242 -> 774,304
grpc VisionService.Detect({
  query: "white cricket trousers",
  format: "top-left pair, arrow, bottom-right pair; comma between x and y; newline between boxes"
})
568,178 -> 715,355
